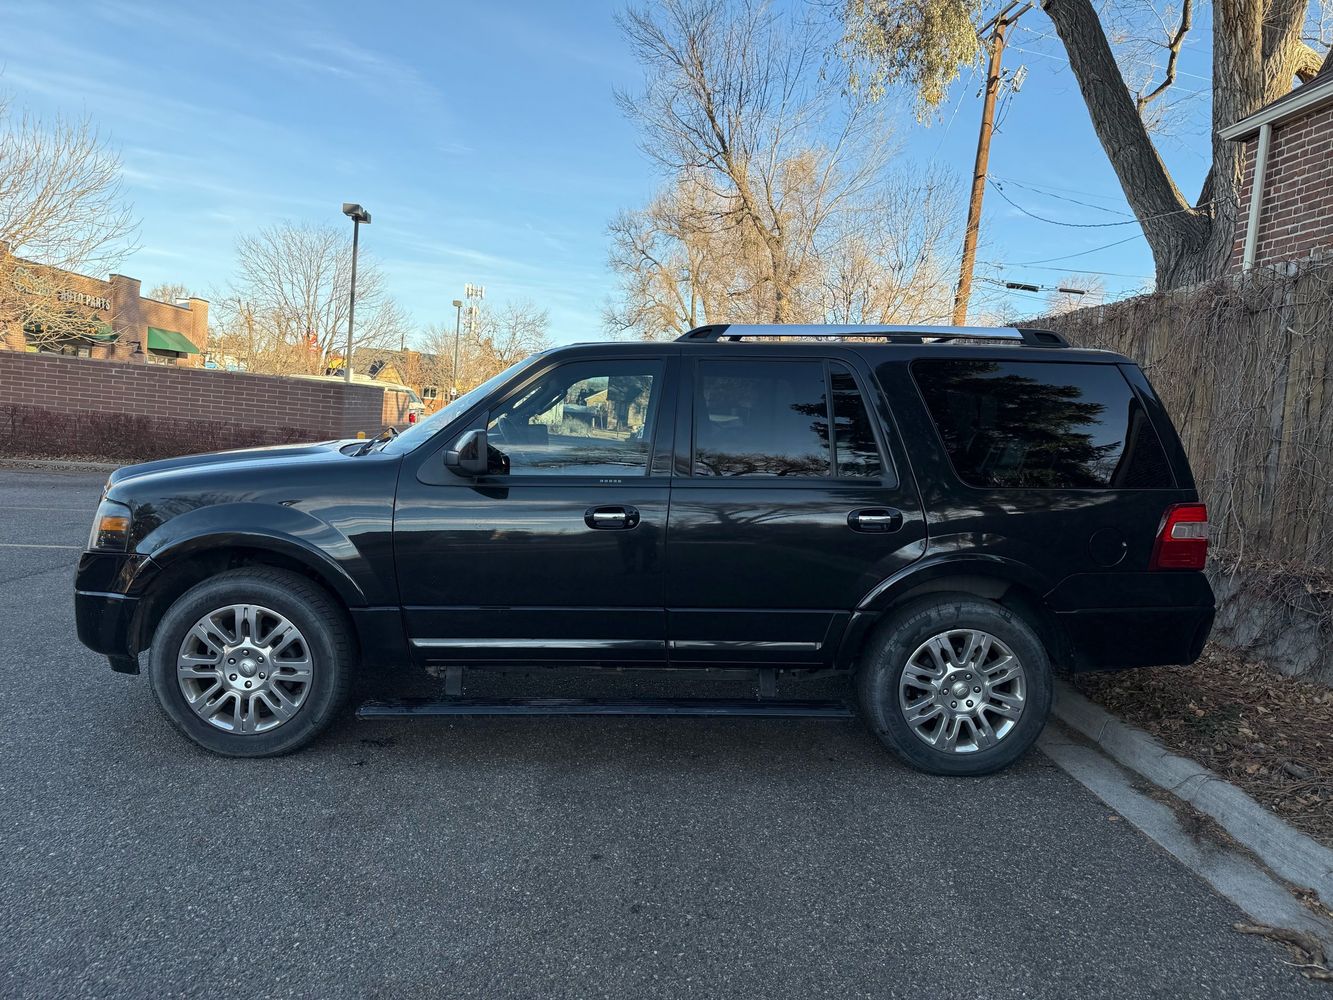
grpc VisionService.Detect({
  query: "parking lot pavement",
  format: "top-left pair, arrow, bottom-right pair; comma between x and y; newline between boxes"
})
0,468 -> 1318,1000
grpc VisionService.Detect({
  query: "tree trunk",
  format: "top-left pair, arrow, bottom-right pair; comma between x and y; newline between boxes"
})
1041,0 -> 1306,290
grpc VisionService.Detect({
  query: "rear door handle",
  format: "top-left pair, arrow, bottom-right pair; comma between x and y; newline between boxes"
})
585,505 -> 641,530
848,508 -> 903,533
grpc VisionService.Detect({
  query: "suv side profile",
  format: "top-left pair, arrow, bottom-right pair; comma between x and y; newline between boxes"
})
74,324 -> 1214,775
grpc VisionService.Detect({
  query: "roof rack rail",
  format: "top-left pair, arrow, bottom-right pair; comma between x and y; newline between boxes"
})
676,323 -> 1068,348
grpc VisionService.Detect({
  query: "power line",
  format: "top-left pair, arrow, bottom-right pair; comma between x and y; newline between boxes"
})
989,179 -> 1141,228
990,178 -> 1213,231
999,231 -> 1149,266
989,176 -> 1134,217
1014,23 -> 1213,84
980,260 -> 1153,280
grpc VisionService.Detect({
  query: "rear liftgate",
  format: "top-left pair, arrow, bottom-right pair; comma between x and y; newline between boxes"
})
356,667 -> 855,720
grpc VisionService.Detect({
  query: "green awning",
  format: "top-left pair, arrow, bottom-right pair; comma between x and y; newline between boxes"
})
147,327 -> 200,355
83,322 -> 118,343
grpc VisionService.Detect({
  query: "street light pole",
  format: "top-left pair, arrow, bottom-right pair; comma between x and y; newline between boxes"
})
451,298 -> 463,399
341,203 -> 372,384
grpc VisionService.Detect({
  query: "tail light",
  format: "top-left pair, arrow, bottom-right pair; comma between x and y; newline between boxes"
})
1150,503 -> 1209,570
408,412 -> 418,424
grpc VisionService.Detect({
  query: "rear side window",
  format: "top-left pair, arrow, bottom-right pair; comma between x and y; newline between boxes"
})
831,366 -> 882,478
692,359 -> 887,479
911,360 -> 1173,489
694,360 -> 830,477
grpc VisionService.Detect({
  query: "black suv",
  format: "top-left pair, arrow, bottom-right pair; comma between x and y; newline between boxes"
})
74,324 -> 1214,774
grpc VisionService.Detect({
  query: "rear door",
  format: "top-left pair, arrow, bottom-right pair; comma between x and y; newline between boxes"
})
664,349 -> 926,667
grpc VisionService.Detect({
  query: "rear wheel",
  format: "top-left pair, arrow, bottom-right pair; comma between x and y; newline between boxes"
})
147,568 -> 355,757
857,595 -> 1052,776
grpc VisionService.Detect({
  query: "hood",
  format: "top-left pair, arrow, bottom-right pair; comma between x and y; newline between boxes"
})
107,439 -> 354,488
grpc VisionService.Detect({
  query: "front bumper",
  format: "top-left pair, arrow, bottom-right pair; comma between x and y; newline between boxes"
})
74,551 -> 153,672
75,589 -> 141,670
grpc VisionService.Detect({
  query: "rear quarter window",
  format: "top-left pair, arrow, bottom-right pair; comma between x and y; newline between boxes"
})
910,359 -> 1174,489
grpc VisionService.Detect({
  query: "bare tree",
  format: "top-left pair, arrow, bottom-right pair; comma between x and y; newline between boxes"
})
230,221 -> 405,375
840,1 -> 1331,290
472,299 -> 552,380
146,282 -> 191,304
0,94 -> 136,350
416,299 -> 552,393
617,0 -> 897,324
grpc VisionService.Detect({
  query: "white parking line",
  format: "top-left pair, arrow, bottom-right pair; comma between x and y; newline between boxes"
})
3,506 -> 94,511
0,543 -> 82,550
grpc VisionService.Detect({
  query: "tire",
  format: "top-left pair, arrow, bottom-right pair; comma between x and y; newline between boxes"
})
147,567 -> 355,757
856,594 -> 1052,776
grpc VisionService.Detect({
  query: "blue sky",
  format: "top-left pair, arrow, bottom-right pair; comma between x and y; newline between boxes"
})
0,0 -> 1216,342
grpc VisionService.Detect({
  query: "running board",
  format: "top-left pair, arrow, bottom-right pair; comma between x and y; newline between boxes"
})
356,697 -> 855,719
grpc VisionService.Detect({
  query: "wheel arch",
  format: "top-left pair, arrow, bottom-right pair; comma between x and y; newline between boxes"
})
127,536 -> 362,656
835,557 -> 1071,672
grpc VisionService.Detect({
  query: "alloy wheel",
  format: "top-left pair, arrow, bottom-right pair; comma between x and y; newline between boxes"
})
897,628 -> 1026,754
176,604 -> 313,734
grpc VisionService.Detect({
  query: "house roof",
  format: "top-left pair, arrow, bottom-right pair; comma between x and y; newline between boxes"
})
1220,49 -> 1333,141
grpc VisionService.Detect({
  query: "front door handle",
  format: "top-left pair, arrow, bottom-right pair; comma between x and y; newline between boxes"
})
585,505 -> 641,530
848,508 -> 903,533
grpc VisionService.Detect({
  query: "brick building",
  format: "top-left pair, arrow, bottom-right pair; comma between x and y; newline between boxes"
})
1224,50 -> 1333,272
0,258 -> 209,366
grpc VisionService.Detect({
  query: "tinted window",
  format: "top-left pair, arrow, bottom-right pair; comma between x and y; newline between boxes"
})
694,360 -> 830,477
486,361 -> 661,476
830,364 -> 883,479
912,360 -> 1173,489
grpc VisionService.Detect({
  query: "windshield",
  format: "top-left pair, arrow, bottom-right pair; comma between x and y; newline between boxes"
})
380,354 -> 548,455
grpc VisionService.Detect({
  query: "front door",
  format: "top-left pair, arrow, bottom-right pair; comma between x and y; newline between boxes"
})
394,353 -> 675,665
665,351 -> 926,666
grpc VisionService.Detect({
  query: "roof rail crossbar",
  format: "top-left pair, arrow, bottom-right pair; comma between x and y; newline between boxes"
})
676,323 -> 1068,348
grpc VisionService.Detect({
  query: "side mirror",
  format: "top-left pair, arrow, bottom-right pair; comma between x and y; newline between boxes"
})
445,428 -> 489,476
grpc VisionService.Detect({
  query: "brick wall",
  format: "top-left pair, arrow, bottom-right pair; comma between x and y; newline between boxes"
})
0,351 -> 387,447
1230,103 -> 1333,271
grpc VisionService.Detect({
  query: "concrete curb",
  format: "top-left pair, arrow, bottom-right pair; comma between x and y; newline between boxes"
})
1053,679 -> 1333,908
0,457 -> 120,473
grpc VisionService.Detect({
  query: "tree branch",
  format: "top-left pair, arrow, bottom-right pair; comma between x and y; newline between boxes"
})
1137,0 -> 1193,112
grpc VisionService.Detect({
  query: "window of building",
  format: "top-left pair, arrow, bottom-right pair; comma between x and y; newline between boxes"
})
422,385 -> 439,401
910,359 -> 1174,489
485,360 -> 662,476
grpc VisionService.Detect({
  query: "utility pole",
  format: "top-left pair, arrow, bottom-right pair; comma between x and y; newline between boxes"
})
451,298 -> 463,399
952,2 -> 1030,325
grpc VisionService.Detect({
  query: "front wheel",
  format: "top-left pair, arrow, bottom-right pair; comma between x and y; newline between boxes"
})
857,595 -> 1053,776
147,568 -> 355,757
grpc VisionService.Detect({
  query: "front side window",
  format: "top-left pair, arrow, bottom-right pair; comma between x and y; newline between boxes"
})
911,359 -> 1174,489
486,360 -> 662,476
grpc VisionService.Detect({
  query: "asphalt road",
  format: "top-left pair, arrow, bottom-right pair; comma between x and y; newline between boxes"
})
0,468 -> 1319,999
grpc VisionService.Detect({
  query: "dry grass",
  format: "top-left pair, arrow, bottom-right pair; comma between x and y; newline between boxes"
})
1074,645 -> 1333,849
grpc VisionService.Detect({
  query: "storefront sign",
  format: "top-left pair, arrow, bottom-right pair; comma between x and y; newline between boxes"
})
57,289 -> 111,311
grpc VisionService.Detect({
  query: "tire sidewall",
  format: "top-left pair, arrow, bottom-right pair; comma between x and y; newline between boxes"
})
859,596 -> 1053,776
147,573 -> 346,757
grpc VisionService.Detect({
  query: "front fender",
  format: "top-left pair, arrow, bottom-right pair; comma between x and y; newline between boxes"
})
130,502 -> 377,606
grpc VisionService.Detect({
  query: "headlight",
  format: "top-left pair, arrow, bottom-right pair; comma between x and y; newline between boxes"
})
88,499 -> 133,552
